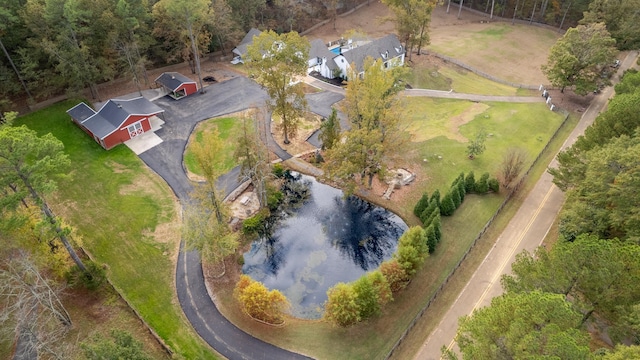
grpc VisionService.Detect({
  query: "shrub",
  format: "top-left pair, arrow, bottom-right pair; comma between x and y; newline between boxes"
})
368,270 -> 393,306
267,190 -> 283,211
234,275 -> 289,324
432,213 -> 442,242
425,224 -> 437,254
465,171 -> 476,193
353,275 -> 380,319
242,209 -> 269,235
380,260 -> 409,292
430,189 -> 441,209
440,192 -> 456,216
450,186 -> 462,208
422,206 -> 440,228
395,226 -> 428,276
488,177 -> 500,193
395,244 -> 422,276
414,192 -> 430,218
66,260 -> 106,291
420,200 -> 438,224
454,172 -> 465,186
474,173 -> 490,194
272,163 -> 286,178
457,178 -> 466,201
324,283 -> 361,327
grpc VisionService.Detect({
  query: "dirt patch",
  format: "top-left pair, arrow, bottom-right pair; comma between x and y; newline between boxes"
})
449,102 -> 490,142
271,113 -> 320,156
229,188 -> 261,220
108,161 -> 132,174
142,201 -> 181,245
306,1 -> 397,43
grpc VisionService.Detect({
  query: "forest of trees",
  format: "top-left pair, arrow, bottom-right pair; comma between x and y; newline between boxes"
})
0,0 -> 379,113
2,0 -> 636,114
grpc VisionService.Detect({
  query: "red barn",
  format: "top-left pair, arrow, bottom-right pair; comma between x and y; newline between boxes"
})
155,72 -> 198,99
67,97 -> 165,150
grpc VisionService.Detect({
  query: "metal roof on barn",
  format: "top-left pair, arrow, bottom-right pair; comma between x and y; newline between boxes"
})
155,72 -> 196,92
67,97 -> 164,139
66,102 -> 96,123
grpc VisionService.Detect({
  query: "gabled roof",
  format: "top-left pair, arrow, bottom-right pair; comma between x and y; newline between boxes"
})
155,72 -> 196,91
68,98 -> 164,140
340,34 -> 404,72
232,28 -> 262,57
309,39 -> 338,70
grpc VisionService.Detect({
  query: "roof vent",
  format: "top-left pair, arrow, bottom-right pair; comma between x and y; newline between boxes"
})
117,104 -> 122,108
171,75 -> 175,79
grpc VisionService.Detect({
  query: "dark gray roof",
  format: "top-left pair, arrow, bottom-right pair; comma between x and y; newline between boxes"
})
69,97 -> 164,139
309,39 -> 338,70
66,102 -> 96,123
155,72 -> 196,91
342,34 -> 404,72
232,28 -> 262,57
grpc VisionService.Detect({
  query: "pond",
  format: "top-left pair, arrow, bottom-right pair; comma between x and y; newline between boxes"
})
242,172 -> 408,319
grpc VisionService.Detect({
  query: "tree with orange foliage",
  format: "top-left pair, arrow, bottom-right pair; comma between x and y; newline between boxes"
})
234,275 -> 289,324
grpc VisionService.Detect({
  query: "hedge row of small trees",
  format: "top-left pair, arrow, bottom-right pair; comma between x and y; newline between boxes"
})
414,172 -> 499,250
323,226 -> 429,327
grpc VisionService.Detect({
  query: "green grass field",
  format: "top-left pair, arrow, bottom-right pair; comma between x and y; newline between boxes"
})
212,98 -> 565,359
404,61 -> 524,96
405,98 -> 563,194
184,117 -> 242,176
15,101 -> 218,359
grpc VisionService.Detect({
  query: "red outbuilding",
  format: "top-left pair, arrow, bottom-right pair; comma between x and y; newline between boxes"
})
155,72 -> 198,99
67,97 -> 165,150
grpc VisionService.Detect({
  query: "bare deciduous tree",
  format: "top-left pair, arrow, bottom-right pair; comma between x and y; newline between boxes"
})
0,252 -> 73,359
500,148 -> 527,189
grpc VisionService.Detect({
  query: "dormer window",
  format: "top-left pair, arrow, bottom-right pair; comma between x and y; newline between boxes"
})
395,45 -> 403,53
381,50 -> 389,59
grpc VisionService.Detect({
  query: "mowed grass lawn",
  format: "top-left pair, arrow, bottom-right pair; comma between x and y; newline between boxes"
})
16,101 -> 218,360
404,61 -> 531,96
429,22 -> 560,84
184,116 -> 242,176
212,99 -> 565,359
406,98 -> 564,193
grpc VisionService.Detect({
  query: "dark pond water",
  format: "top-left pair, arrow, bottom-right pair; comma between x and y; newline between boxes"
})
242,172 -> 408,319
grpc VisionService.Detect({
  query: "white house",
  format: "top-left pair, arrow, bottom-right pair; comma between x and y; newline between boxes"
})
332,34 -> 405,79
307,39 -> 339,79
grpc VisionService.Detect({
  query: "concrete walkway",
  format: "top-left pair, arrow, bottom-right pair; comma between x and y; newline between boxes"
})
412,51 -> 639,360
403,89 -> 544,103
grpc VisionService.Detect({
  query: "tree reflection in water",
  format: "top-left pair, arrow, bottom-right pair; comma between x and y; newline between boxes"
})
242,172 -> 407,319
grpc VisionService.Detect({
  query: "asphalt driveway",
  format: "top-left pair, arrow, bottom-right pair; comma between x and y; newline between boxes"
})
139,76 -> 269,199
138,76 -> 315,360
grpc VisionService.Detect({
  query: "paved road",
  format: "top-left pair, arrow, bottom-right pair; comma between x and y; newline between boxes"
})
412,51 -> 639,360
138,77 -> 314,360
140,76 -> 269,199
403,89 -> 544,103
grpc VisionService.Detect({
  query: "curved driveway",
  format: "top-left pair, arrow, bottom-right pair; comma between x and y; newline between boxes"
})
139,75 -> 341,360
139,70 -> 549,359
